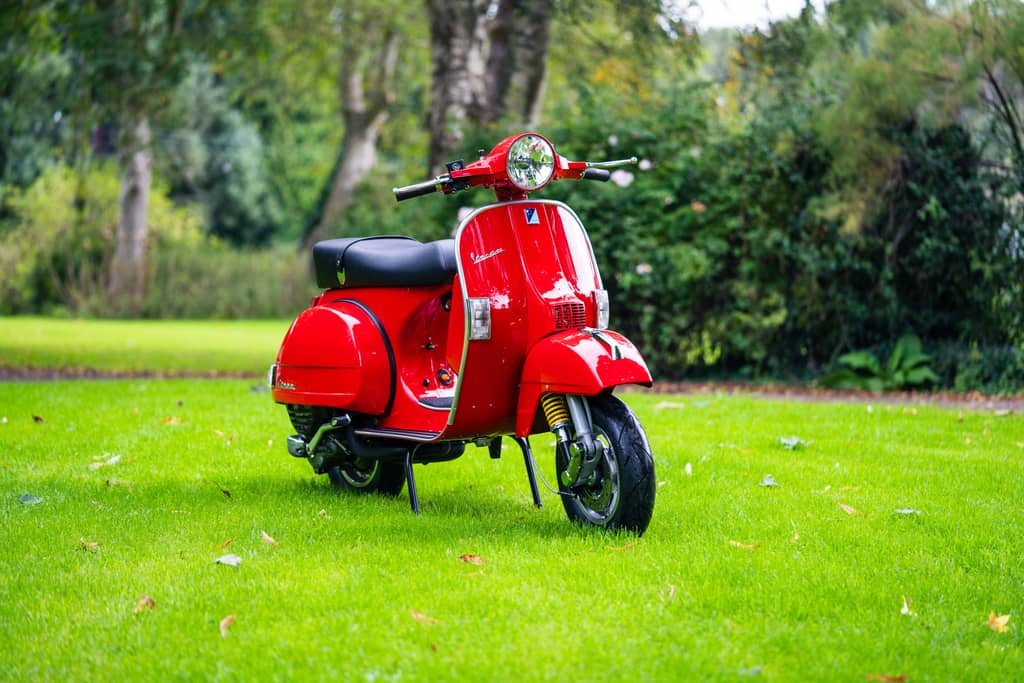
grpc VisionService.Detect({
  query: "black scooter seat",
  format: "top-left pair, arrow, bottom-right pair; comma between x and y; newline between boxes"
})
313,236 -> 457,289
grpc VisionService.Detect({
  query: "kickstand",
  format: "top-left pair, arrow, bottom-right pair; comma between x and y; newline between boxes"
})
404,452 -> 420,514
514,436 -> 543,508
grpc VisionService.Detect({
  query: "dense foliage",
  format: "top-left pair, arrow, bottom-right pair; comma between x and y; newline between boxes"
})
1,0 -> 1022,392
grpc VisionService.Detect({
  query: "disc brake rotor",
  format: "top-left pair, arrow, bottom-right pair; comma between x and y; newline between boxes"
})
572,430 -> 620,523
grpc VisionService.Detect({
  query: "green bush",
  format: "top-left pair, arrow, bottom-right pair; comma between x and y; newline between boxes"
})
139,243 -> 315,319
929,341 -> 1024,396
0,163 -> 205,315
0,163 -> 313,319
819,334 -> 939,392
542,79 -> 1024,392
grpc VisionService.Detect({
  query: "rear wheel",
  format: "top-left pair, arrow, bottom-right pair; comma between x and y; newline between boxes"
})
556,394 -> 655,534
327,456 -> 406,496
286,404 -> 405,496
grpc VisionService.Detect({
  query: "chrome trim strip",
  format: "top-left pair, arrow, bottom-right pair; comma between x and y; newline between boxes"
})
354,427 -> 442,443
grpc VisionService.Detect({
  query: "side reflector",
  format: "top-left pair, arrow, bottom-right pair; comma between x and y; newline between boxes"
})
267,363 -> 277,389
468,297 -> 492,340
594,289 -> 610,330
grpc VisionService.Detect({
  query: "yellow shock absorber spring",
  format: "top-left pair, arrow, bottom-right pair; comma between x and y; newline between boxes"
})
540,393 -> 571,432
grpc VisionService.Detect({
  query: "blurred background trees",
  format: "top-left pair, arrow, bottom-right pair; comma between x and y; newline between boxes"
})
1,0 -> 1022,392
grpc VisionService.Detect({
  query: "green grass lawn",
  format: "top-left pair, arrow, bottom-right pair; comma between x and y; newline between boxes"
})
1,379 -> 1021,680
0,317 -> 289,374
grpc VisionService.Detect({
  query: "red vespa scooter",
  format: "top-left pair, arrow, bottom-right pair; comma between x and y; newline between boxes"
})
269,133 -> 656,533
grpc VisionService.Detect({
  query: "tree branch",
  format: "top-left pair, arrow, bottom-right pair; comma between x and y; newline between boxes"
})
981,60 -> 1024,169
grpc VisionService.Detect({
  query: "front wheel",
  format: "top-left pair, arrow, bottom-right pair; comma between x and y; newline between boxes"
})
556,394 -> 655,535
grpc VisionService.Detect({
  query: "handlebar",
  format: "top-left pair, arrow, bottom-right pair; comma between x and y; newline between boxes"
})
586,157 -> 638,169
392,153 -> 639,202
393,175 -> 449,202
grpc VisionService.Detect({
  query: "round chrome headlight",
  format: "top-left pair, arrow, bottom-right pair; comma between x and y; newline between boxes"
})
506,134 -> 555,191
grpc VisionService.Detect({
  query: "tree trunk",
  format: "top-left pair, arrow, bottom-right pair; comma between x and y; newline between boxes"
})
303,110 -> 391,248
427,0 -> 553,174
302,25 -> 400,249
427,0 -> 490,175
483,0 -> 552,128
108,117 -> 152,311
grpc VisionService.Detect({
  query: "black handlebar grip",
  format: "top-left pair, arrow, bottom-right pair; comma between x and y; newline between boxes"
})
582,168 -> 611,182
393,179 -> 440,202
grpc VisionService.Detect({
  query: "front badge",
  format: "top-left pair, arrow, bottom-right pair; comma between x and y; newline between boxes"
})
524,207 -> 540,225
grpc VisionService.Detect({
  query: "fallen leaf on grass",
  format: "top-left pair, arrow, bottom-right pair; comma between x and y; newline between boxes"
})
219,614 -> 236,637
613,541 -> 641,551
261,531 -> 278,547
865,674 -> 907,682
729,540 -> 760,550
161,416 -> 182,425
318,509 -> 331,519
80,538 -> 100,551
32,415 -> 45,423
759,474 -> 779,488
838,503 -> 861,515
215,553 -> 242,567
411,609 -> 440,625
900,596 -> 916,617
987,612 -> 1011,633
133,595 -> 156,613
88,454 -> 122,470
459,554 -> 483,565
18,493 -> 43,505
214,538 -> 233,550
660,584 -> 676,602
213,429 -> 224,437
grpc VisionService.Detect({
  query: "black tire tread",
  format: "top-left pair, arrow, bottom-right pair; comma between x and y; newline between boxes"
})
558,394 -> 656,534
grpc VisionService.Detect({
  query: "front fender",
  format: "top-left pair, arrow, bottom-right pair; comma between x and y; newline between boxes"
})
515,329 -> 652,436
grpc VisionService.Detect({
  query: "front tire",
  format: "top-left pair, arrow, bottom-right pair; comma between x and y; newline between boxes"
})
557,394 -> 655,535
